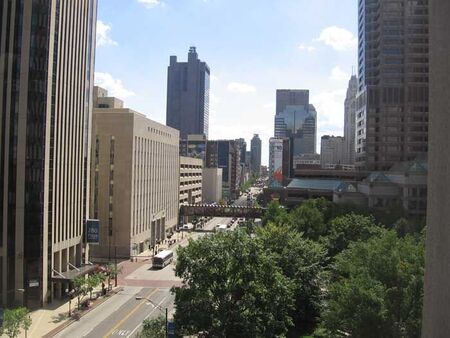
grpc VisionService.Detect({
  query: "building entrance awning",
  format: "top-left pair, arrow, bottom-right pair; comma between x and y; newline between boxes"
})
51,264 -> 98,282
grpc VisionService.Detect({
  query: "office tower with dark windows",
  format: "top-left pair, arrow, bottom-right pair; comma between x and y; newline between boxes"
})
0,0 -> 97,308
250,134 -> 262,176
344,75 -> 358,164
166,47 -> 210,139
275,90 -> 317,156
356,0 -> 429,170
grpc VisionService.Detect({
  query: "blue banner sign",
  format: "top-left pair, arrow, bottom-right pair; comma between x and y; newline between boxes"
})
86,219 -> 100,244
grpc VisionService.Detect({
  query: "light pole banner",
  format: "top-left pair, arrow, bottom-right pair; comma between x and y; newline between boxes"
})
86,219 -> 100,244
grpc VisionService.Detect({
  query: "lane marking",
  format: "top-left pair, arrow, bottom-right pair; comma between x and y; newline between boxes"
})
103,288 -> 159,338
126,296 -> 169,338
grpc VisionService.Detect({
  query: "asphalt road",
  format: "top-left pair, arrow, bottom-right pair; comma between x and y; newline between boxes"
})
54,191 -> 256,338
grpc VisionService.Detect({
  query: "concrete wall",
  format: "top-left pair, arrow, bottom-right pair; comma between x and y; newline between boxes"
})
202,168 -> 223,203
422,1 -> 450,336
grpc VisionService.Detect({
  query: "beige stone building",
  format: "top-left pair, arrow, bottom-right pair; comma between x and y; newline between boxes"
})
91,87 -> 180,259
179,156 -> 203,205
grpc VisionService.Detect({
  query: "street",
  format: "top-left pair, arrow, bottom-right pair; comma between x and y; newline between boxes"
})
55,191 -> 256,337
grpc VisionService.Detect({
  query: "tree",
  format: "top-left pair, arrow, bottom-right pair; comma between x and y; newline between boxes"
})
319,231 -> 424,337
289,202 -> 326,241
257,223 -> 326,332
172,230 -> 295,337
87,273 -> 106,300
0,307 -> 32,338
324,213 -> 384,257
73,276 -> 89,310
262,200 -> 289,226
106,263 -> 123,288
139,316 -> 166,338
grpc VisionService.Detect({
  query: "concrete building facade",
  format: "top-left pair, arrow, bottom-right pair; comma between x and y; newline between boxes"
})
321,135 -> 345,167
250,134 -> 262,176
344,75 -> 358,164
202,168 -> 223,203
166,47 -> 210,139
179,156 -> 203,205
0,0 -> 97,308
206,140 -> 241,200
422,0 -> 450,335
91,88 -> 180,259
356,0 -> 429,171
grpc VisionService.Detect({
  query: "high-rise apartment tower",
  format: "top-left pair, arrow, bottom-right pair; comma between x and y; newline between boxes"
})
356,0 -> 429,170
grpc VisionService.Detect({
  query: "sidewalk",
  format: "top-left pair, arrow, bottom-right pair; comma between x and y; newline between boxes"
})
0,287 -> 122,338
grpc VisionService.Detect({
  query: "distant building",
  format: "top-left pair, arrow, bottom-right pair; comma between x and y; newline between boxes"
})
356,0 -> 429,170
276,89 -> 310,115
264,160 -> 427,217
91,88 -> 180,259
251,134 -> 262,175
321,135 -> 345,167
343,75 -> 357,164
274,90 -> 317,159
180,157 -> 203,205
166,47 -> 210,139
269,138 -> 290,186
206,140 -> 241,200
293,154 -> 321,170
179,134 -> 208,163
202,168 -> 223,203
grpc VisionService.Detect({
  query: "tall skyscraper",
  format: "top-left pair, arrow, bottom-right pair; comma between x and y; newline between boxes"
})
0,0 -> 97,308
356,0 -> 429,171
166,47 -> 210,139
250,134 -> 262,175
276,89 -> 309,115
274,91 -> 317,156
344,75 -> 358,164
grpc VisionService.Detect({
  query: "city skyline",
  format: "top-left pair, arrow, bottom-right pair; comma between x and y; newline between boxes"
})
95,0 -> 358,164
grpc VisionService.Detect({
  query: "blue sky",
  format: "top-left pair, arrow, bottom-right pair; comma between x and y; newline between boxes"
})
95,0 -> 358,165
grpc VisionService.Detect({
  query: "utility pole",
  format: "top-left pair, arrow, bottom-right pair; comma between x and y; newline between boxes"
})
114,246 -> 118,287
165,307 -> 168,338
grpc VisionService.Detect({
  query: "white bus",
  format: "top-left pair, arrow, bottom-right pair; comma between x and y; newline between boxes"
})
152,250 -> 174,269
216,224 -> 228,232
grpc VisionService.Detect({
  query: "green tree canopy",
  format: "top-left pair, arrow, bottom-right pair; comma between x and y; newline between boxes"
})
257,223 -> 326,331
262,200 -> 289,226
172,230 -> 295,338
289,202 -> 327,241
139,316 -> 166,338
0,307 -> 31,338
319,231 -> 424,338
324,213 -> 384,257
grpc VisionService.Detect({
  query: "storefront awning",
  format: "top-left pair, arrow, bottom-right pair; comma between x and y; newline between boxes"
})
51,264 -> 98,282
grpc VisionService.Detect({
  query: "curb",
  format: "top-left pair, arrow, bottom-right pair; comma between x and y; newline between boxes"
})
42,286 -> 124,338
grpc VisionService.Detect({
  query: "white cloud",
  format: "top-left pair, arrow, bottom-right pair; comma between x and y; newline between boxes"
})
96,20 -> 118,47
316,26 -> 357,51
227,82 -> 256,93
95,72 -> 135,99
312,88 -> 346,130
138,0 -> 163,8
298,43 -> 316,52
329,66 -> 350,81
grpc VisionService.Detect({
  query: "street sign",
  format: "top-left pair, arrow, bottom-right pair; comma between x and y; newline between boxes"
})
167,321 -> 176,337
86,219 -> 100,244
29,279 -> 39,287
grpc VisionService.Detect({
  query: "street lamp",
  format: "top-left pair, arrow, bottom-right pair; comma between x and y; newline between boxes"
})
66,289 -> 75,317
135,296 -> 168,338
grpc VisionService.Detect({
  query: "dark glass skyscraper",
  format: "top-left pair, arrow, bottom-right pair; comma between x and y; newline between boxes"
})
0,0 -> 97,308
166,47 -> 210,139
356,0 -> 429,170
250,134 -> 262,175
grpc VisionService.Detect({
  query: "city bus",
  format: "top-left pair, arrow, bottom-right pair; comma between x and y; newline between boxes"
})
152,250 -> 174,269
